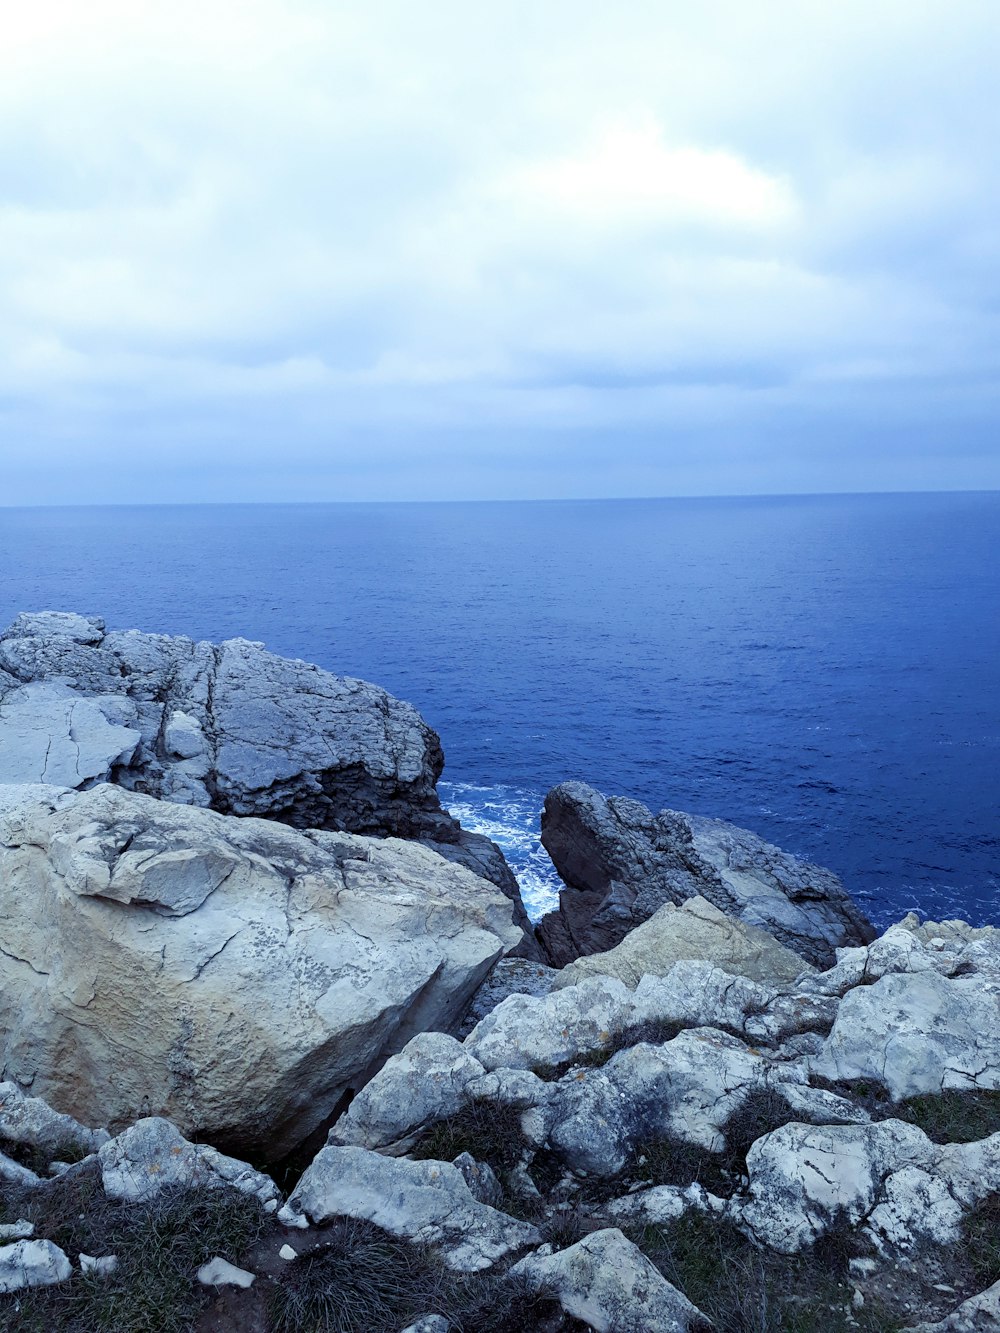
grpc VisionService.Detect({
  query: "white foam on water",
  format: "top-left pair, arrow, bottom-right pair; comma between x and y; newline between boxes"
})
438,781 -> 562,922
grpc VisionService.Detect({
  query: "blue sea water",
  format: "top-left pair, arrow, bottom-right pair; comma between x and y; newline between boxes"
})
0,493 -> 997,929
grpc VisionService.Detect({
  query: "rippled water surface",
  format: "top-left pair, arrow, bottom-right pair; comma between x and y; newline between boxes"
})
1,493 -> 997,926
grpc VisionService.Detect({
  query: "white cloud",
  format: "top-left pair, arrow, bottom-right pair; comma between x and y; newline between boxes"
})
0,0 -> 998,500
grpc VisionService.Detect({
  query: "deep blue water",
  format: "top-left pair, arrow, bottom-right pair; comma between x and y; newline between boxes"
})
1,494 -> 997,928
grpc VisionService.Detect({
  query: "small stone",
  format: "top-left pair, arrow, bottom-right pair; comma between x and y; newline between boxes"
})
0,1239 -> 72,1293
278,1244 -> 298,1261
80,1253 -> 119,1277
0,1221 -> 33,1241
197,1256 -> 255,1288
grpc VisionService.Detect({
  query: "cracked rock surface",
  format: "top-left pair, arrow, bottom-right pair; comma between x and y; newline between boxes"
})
0,783 -> 521,1158
536,781 -> 875,968
0,612 -> 535,941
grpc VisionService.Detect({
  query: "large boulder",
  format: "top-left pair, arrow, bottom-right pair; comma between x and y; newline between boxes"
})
553,894 -> 811,989
536,782 -> 874,968
0,783 -> 521,1159
0,612 -> 534,940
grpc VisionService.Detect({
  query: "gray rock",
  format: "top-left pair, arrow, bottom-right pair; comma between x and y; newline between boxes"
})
287,1145 -> 540,1271
510,1229 -> 710,1332
399,1319 -> 450,1333
79,1253 -> 119,1277
452,1152 -> 504,1207
736,1121 -> 1000,1255
0,1238 -> 72,1293
0,784 -> 520,1157
0,1080 -> 109,1165
98,1118 -> 281,1206
197,1256 -> 255,1288
811,968 -> 1000,1100
536,782 -> 874,968
0,612 -> 532,938
908,1280 -> 1000,1331
459,957 -> 560,1038
330,1033 -> 486,1154
0,1221 -> 34,1241
555,895 -> 811,989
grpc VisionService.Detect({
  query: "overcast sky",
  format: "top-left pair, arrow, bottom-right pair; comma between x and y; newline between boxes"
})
2,0 -> 999,504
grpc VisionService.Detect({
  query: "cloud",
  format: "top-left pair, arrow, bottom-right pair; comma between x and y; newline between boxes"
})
0,0 -> 998,501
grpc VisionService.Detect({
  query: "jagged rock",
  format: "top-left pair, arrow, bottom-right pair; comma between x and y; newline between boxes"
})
79,1253 -> 118,1277
286,1145 -> 541,1271
0,1080 -> 109,1164
908,1280 -> 1000,1331
0,1238 -> 72,1293
0,1152 -> 40,1188
464,976 -> 635,1073
197,1256 -> 256,1288
811,969 -> 1000,1099
736,1121 -> 1000,1254
510,1229 -> 710,1332
452,1152 -> 504,1207
459,957 -> 560,1037
599,1183 -> 725,1227
536,782 -> 874,968
0,1221 -> 34,1240
555,895 -> 811,988
99,1118 -> 281,1206
330,1033 -> 486,1154
0,612 -> 534,940
0,784 -> 520,1157
399,1319 -> 450,1333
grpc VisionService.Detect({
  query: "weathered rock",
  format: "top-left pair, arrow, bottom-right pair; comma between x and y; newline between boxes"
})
197,1256 -> 255,1288
452,1152 -> 504,1207
98,1118 -> 280,1206
0,1238 -> 72,1293
599,1183 -> 725,1227
79,1253 -> 119,1277
811,969 -> 1000,1100
330,1033 -> 486,1154
510,1229 -> 710,1332
286,1145 -> 541,1271
0,784 -> 520,1157
0,612 -> 534,940
908,1280 -> 1000,1332
555,895 -> 811,989
536,782 -> 874,968
0,1080 -> 109,1165
736,1121 -> 1000,1255
459,957 -> 560,1038
0,1221 -> 34,1241
464,976 -> 634,1074
399,1319 -> 450,1333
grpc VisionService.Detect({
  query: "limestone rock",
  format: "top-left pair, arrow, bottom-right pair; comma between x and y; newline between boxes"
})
811,969 -> 1000,1099
908,1280 -> 1000,1332
0,1080 -> 109,1165
736,1121 -> 1000,1255
0,785 -> 520,1157
329,1033 -> 486,1154
464,976 -> 634,1073
0,1238 -> 72,1293
510,1229 -> 710,1332
99,1118 -> 280,1206
459,957 -> 560,1037
536,782 -> 873,968
197,1256 -> 255,1288
555,895 -> 811,988
0,612 -> 533,938
79,1253 -> 118,1277
286,1145 -> 541,1271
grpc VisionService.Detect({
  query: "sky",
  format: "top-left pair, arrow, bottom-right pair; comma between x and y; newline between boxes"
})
2,0 -> 999,504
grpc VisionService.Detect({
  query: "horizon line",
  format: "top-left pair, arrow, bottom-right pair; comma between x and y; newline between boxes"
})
2,485 -> 998,512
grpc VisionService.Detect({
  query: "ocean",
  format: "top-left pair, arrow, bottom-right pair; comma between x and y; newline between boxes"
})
1,492 -> 997,928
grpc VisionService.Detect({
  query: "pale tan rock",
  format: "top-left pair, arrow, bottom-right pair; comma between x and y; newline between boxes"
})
0,784 -> 520,1158
554,895 -> 811,989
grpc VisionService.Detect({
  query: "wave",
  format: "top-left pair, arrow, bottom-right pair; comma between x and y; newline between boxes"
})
439,781 -> 562,922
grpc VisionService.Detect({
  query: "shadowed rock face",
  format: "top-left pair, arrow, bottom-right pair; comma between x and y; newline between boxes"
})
0,611 -> 535,943
536,781 -> 875,969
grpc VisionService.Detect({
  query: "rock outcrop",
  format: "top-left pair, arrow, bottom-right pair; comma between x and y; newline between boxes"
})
0,612 -> 535,940
536,781 -> 875,968
0,783 -> 520,1158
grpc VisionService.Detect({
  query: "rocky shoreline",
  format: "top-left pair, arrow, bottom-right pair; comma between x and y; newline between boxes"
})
0,613 -> 996,1331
